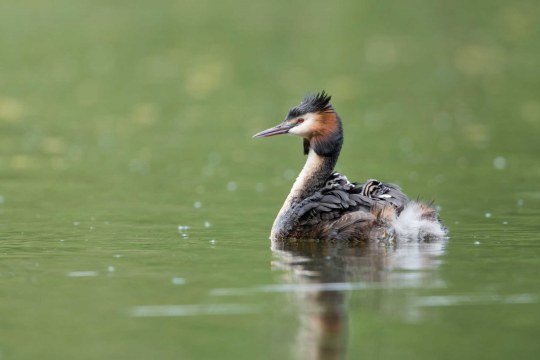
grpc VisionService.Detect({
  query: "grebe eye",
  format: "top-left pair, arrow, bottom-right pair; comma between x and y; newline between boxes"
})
297,118 -> 304,124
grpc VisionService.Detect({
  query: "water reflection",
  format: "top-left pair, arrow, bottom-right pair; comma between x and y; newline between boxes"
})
271,239 -> 447,360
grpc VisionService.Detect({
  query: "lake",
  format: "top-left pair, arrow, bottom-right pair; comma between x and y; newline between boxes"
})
1,0 -> 539,359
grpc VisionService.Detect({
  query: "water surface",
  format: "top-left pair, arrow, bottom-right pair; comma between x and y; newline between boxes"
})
1,0 -> 540,359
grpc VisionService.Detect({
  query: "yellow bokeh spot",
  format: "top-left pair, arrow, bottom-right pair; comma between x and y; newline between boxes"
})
0,97 -> 25,122
42,137 -> 66,155
462,123 -> 490,145
185,60 -> 226,99
11,155 -> 35,169
521,101 -> 540,124
454,45 -> 504,76
132,103 -> 158,126
501,7 -> 534,40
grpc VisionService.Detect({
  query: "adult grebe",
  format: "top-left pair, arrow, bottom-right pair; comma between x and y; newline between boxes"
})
253,91 -> 446,242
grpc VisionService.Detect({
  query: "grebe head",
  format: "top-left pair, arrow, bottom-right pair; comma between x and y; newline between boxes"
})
253,91 -> 343,157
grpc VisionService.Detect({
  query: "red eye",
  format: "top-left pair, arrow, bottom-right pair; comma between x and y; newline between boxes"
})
297,118 -> 304,124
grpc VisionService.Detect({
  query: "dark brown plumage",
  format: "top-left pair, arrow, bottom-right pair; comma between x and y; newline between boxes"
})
253,92 -> 446,243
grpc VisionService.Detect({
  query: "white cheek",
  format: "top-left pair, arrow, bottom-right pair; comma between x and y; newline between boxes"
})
288,123 -> 309,136
288,117 -> 315,137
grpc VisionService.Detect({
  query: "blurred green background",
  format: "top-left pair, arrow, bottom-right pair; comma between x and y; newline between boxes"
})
1,0 -> 539,359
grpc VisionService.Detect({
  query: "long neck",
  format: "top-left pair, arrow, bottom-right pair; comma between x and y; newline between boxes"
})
271,148 -> 340,240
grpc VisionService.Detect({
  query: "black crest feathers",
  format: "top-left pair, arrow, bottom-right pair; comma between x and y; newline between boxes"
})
286,91 -> 333,120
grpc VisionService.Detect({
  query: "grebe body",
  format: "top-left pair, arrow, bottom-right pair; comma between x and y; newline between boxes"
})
254,92 -> 446,242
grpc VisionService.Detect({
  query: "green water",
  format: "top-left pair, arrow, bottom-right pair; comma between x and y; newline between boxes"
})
1,0 -> 540,359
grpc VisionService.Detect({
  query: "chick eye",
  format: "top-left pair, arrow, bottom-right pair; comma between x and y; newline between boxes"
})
297,118 -> 304,124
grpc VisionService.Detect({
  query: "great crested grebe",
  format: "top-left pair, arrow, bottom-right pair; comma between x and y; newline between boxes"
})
253,91 -> 446,242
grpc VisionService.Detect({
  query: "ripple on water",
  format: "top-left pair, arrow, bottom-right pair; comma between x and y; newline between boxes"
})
67,271 -> 98,277
210,280 -> 446,296
413,294 -> 538,307
129,304 -> 259,317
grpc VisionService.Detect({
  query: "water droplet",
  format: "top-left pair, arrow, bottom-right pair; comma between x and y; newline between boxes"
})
193,201 -> 202,209
171,277 -> 186,285
73,221 -> 80,226
484,212 -> 492,218
107,266 -> 115,273
474,241 -> 481,245
204,221 -> 212,228
493,156 -> 506,170
502,221 -> 508,225
113,254 -> 123,258
210,239 -> 217,245
181,233 -> 188,239
178,225 -> 190,231
227,181 -> 237,192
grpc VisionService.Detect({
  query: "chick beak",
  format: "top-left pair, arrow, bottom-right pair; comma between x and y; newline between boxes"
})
252,123 -> 294,138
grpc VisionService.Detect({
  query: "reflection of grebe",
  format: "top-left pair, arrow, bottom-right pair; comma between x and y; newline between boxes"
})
271,239 -> 447,360
254,92 -> 446,242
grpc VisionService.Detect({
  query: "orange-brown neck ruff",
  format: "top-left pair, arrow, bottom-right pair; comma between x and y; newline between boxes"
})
305,112 -> 343,157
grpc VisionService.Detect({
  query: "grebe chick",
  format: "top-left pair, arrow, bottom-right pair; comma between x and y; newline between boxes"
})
253,91 -> 446,242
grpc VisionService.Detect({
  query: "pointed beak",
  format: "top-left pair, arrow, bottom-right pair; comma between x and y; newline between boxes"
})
252,123 -> 294,138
